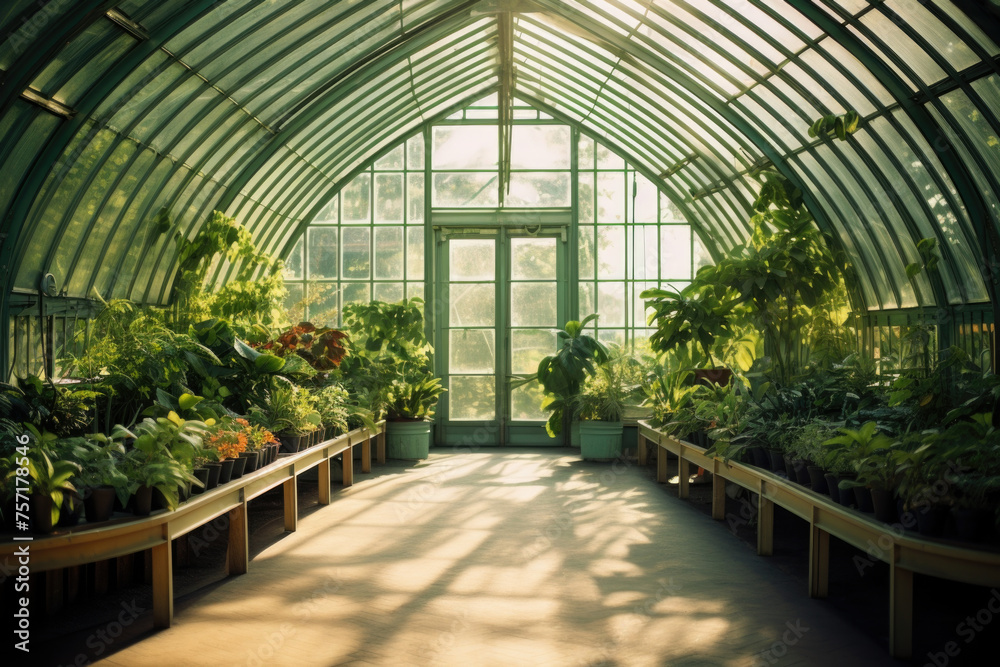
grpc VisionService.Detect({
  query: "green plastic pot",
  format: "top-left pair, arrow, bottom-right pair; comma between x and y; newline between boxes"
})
579,421 -> 623,460
387,420 -> 432,459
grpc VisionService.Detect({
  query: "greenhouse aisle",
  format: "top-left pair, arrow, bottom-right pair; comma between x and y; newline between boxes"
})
93,449 -> 892,667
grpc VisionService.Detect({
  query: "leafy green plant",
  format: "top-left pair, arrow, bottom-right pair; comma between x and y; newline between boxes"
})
26,449 -> 81,526
385,374 -> 446,420
641,286 -> 734,369
527,314 -> 608,437
248,384 -> 321,435
578,347 -> 642,423
315,384 -> 351,435
824,421 -> 900,490
172,211 -> 287,338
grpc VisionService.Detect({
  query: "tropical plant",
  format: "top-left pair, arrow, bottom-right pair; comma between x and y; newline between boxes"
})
247,384 -> 321,435
73,435 -> 131,508
525,314 -> 608,437
259,323 -> 350,372
0,375 -> 96,437
824,421 -> 901,491
172,210 -> 287,338
315,384 -> 352,435
385,374 -> 446,420
578,347 -> 642,423
643,368 -> 699,430
26,449 -> 81,527
641,286 -> 734,369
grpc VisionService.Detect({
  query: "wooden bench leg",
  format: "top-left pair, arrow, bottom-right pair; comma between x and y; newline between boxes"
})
152,538 -> 172,628
318,458 -> 332,505
757,482 -> 773,556
638,435 -> 647,466
377,430 -> 386,465
890,551 -> 913,659
711,468 -> 726,520
362,436 -> 372,473
283,477 -> 298,532
678,457 -> 690,499
342,447 -> 354,487
657,443 -> 667,483
809,518 -> 829,598
227,500 -> 249,575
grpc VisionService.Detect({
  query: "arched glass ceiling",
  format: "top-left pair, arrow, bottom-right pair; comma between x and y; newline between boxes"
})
1,0 -> 999,316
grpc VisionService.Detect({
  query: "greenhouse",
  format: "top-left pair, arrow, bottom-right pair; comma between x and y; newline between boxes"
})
2,0 -> 1000,664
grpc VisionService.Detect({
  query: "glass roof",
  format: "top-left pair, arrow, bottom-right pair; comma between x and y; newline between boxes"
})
1,0 -> 999,313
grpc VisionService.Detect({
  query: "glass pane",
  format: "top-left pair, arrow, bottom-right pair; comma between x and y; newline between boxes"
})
307,227 -> 337,279
306,283 -> 339,327
511,282 -> 557,327
433,126 -> 498,169
374,173 -> 404,224
660,226 -> 692,279
374,227 -> 404,280
597,282 -> 626,327
506,172 -> 571,207
579,171 -> 595,223
449,329 -> 496,373
341,227 -> 370,279
511,383 -> 546,421
597,226 -> 626,279
597,142 -> 625,169
630,225 -> 658,280
408,173 -> 425,223
284,235 -> 304,279
578,134 -> 595,169
449,284 -> 495,326
374,282 -> 405,303
284,283 -> 304,323
633,173 -> 657,222
449,376 -> 495,421
342,282 -> 370,307
450,239 -> 495,280
511,329 -> 557,375
597,172 -> 626,223
375,145 -> 404,170
578,225 -> 595,279
511,125 -> 570,169
407,134 -> 424,170
433,173 -> 499,207
341,174 -> 370,224
407,227 -> 424,279
580,281 -> 595,316
511,238 -> 557,280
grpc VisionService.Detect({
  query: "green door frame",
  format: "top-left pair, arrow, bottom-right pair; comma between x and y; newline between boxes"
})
432,209 -> 571,447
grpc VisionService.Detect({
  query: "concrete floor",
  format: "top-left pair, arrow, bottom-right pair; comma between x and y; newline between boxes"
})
92,448 -> 895,667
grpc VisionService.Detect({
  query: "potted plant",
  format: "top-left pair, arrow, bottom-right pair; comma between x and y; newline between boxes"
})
576,347 -> 640,460
73,434 -> 130,523
25,449 -> 81,533
825,421 -> 898,516
315,384 -> 351,440
384,373 -> 446,459
248,384 -> 321,453
641,286 -> 735,387
529,314 -> 608,447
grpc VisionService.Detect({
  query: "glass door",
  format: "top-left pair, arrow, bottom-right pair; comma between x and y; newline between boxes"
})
436,227 -> 566,446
